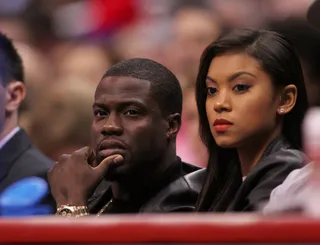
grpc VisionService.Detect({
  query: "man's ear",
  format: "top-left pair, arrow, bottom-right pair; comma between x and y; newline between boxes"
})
5,81 -> 26,113
166,113 -> 181,139
277,84 -> 297,116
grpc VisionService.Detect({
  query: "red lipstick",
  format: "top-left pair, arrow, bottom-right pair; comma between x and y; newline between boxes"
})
213,118 -> 233,132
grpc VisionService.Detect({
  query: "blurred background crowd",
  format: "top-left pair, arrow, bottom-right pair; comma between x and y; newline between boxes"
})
1,0 -> 318,166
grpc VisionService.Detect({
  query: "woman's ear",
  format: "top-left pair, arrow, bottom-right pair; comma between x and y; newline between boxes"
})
166,113 -> 181,139
277,85 -> 297,115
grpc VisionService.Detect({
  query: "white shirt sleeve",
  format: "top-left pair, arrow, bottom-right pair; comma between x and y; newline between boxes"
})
262,163 -> 312,214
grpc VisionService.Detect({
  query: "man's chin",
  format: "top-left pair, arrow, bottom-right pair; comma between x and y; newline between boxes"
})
104,164 -> 129,181
96,152 -> 126,165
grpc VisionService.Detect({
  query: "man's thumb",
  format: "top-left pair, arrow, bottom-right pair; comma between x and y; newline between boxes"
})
94,154 -> 124,176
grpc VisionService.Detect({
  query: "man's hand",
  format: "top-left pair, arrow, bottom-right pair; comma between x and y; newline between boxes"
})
48,146 -> 123,207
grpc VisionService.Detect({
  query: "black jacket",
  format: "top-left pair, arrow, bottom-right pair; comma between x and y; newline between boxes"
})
0,129 -> 55,211
227,137 -> 305,211
195,136 -> 305,212
88,158 -> 204,214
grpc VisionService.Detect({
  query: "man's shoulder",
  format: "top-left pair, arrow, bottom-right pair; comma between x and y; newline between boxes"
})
18,145 -> 54,169
7,131 -> 54,176
6,146 -> 53,183
0,131 -> 54,196
140,167 -> 206,213
88,162 -> 206,214
2,129 -> 53,173
181,161 -> 202,174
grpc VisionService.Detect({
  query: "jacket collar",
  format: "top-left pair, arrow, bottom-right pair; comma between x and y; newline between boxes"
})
0,129 -> 31,182
259,135 -> 290,161
88,157 -> 190,213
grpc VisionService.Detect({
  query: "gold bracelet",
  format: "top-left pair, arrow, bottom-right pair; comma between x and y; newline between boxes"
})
56,205 -> 90,218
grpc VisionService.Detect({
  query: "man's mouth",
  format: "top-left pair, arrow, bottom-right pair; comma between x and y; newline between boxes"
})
98,148 -> 126,158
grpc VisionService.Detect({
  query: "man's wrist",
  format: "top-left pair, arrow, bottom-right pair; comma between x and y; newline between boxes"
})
56,205 -> 90,218
56,198 -> 87,207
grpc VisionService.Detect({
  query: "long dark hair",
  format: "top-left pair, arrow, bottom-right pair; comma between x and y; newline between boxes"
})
195,29 -> 308,211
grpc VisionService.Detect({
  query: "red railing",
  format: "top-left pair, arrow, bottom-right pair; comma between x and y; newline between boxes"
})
0,214 -> 320,243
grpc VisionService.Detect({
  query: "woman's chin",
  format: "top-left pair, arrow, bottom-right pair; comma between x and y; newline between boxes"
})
215,139 -> 239,149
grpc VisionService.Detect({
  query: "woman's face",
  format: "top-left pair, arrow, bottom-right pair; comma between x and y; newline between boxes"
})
205,52 -> 281,148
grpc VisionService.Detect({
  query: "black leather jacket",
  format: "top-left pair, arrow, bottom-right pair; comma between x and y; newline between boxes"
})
88,158 -> 205,214
195,135 -> 305,212
227,136 -> 306,211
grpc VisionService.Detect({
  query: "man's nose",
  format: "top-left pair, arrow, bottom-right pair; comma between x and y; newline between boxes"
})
101,113 -> 123,136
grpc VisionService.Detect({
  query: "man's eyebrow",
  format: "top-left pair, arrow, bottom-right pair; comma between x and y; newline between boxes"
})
92,100 -> 147,108
92,102 -> 104,108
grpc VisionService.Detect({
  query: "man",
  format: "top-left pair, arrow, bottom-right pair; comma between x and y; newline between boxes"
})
0,33 -> 54,207
262,0 -> 320,214
49,58 -> 204,217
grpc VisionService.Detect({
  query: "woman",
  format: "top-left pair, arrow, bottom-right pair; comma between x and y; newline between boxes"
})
194,29 -> 309,212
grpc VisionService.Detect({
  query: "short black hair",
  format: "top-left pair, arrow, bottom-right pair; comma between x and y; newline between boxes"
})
102,58 -> 183,115
0,32 -> 24,86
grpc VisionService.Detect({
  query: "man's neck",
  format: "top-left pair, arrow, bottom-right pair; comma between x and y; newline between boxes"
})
0,126 -> 20,150
0,113 -> 18,140
111,149 -> 178,202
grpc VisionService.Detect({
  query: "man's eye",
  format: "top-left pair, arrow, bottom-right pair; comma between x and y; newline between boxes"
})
94,109 -> 108,117
125,109 -> 139,116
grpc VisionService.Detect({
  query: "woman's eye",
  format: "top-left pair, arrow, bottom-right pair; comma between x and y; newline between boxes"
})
233,84 -> 251,92
207,87 -> 217,96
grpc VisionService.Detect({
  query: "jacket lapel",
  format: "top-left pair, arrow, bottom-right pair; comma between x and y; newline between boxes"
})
0,129 -> 31,182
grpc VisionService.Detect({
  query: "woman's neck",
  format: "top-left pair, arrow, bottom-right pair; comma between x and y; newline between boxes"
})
237,128 -> 281,176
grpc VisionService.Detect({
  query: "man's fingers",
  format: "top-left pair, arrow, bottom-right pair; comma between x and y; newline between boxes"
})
90,159 -> 99,167
84,147 -> 95,160
71,146 -> 94,163
93,154 -> 124,176
87,148 -> 96,166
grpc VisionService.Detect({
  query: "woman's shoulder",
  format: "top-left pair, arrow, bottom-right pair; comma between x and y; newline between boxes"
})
233,148 -> 306,211
241,147 -> 306,199
260,147 -> 305,167
247,147 -> 306,183
257,146 -> 306,171
259,135 -> 306,168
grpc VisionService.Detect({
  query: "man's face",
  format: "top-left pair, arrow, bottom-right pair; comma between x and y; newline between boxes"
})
91,76 -> 168,180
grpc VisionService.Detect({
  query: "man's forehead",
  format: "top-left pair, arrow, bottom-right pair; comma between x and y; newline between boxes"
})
94,76 -> 154,103
97,76 -> 151,91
